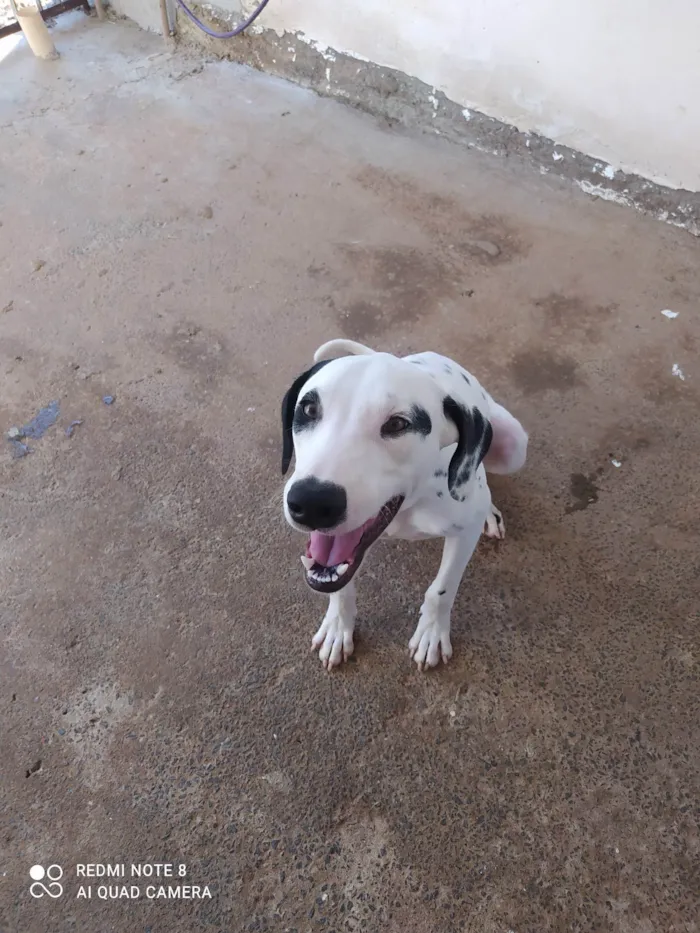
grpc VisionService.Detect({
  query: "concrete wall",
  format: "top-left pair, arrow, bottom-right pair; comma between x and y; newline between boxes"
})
111,0 -> 163,33
116,0 -> 700,193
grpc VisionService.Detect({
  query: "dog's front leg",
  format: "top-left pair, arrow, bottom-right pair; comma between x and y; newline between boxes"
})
312,581 -> 357,670
409,524 -> 482,670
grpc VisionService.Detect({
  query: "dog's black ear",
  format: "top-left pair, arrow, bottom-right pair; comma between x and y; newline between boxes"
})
441,396 -> 493,498
281,360 -> 331,475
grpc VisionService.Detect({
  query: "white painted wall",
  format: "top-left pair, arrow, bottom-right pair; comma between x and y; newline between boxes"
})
111,0 -> 163,33
118,0 -> 700,192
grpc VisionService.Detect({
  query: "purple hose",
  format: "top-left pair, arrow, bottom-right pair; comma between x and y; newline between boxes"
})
174,0 -> 272,38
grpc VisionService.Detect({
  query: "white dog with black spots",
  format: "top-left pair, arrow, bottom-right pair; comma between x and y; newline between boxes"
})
281,339 -> 528,670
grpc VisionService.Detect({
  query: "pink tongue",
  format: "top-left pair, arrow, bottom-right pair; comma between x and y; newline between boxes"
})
309,526 -> 366,567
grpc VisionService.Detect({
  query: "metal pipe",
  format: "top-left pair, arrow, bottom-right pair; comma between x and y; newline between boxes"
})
159,0 -> 171,40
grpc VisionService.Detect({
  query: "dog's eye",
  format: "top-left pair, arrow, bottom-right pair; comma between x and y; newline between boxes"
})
301,400 -> 319,419
381,415 -> 411,438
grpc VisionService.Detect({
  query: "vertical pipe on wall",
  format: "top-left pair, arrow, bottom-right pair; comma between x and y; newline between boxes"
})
159,0 -> 172,41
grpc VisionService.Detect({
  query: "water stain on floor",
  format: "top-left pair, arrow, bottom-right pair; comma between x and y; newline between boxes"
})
337,243 -> 455,337
566,471 -> 601,513
510,347 -> 582,393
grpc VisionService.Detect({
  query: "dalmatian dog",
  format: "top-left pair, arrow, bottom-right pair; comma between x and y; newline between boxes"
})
281,339 -> 528,670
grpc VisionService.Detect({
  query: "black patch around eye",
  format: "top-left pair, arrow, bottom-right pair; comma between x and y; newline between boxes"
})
381,416 -> 408,439
281,359 -> 332,475
409,405 -> 432,436
461,373 -> 470,385
293,389 -> 321,432
382,406 -> 433,439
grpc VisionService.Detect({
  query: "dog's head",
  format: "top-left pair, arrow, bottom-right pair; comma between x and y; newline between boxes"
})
281,341 -> 492,593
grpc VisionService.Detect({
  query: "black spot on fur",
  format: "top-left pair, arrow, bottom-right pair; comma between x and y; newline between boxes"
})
461,373 -> 470,385
410,405 -> 432,436
444,364 -> 453,374
442,396 -> 493,496
410,359 -> 424,365
436,491 -> 444,498
437,589 -> 446,596
434,469 -> 447,478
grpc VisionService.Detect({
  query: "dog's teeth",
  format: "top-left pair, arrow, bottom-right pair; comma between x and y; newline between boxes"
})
301,555 -> 314,570
307,563 -> 346,585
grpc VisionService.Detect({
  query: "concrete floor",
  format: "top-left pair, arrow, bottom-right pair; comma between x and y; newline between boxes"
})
1,15 -> 699,933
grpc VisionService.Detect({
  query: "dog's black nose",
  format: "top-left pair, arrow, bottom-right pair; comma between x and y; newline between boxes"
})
286,477 -> 347,530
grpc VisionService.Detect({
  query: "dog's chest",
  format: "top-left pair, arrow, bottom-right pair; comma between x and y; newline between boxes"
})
387,465 -> 491,541
386,507 -> 447,541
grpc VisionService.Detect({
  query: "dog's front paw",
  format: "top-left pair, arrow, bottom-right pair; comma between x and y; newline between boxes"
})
312,611 -> 355,669
484,504 -> 505,539
409,611 -> 452,671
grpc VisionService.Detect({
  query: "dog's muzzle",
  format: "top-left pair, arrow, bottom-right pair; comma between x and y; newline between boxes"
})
299,495 -> 404,593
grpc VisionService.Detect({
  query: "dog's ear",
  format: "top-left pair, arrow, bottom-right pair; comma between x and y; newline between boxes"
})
313,339 -> 376,362
440,396 -> 493,498
281,361 -> 331,475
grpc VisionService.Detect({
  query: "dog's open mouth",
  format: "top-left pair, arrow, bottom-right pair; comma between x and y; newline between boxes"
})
301,495 -> 404,593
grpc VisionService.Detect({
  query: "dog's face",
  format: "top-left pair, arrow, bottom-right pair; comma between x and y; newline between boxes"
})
281,352 -> 492,594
